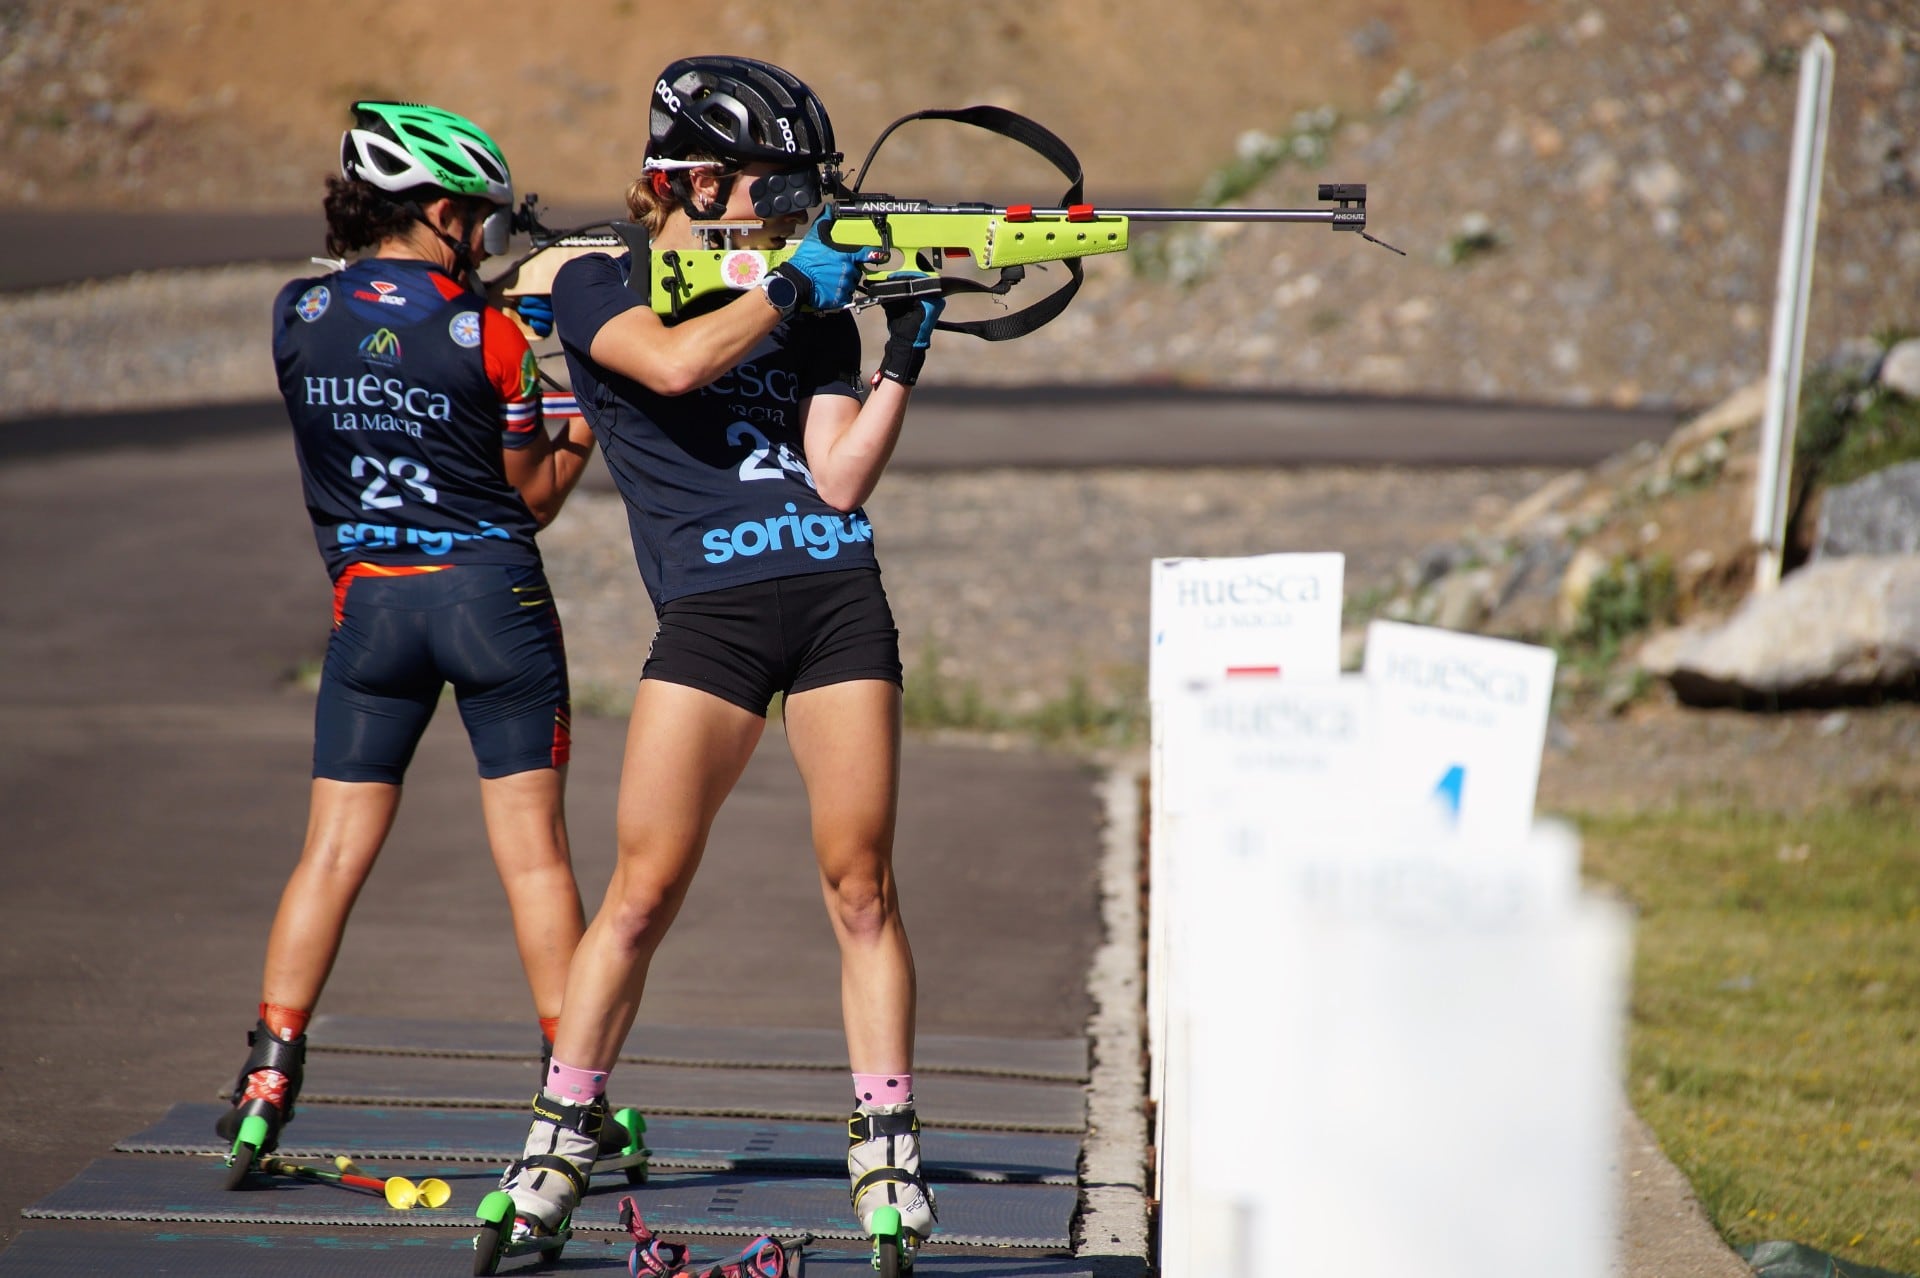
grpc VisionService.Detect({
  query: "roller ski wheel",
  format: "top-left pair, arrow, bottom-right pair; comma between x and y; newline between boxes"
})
868,1205 -> 912,1278
220,1113 -> 272,1191
595,1106 -> 650,1187
473,1189 -> 569,1276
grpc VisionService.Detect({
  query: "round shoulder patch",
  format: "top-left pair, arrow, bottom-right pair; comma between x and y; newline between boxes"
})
449,310 -> 483,348
295,285 -> 330,322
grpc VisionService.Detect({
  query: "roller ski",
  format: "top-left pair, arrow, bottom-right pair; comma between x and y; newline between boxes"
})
848,1099 -> 937,1278
539,1037 -> 651,1185
473,1091 -> 600,1275
215,1019 -> 306,1190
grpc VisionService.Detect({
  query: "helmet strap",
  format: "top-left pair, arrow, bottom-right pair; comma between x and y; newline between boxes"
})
408,197 -> 480,281
674,168 -> 739,222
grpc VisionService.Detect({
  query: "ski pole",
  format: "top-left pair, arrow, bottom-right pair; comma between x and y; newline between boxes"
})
334,1155 -> 453,1209
256,1155 -> 450,1209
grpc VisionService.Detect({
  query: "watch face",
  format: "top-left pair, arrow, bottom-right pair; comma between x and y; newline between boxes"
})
763,273 -> 798,313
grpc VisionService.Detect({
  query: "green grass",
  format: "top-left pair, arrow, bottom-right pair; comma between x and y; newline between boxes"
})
900,641 -> 1146,750
1579,801 -> 1920,1273
1795,368 -> 1920,493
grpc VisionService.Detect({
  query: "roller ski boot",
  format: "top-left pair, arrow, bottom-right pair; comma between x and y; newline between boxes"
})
473,1091 -> 600,1275
848,1098 -> 937,1277
540,1037 -> 651,1185
216,1019 -> 306,1190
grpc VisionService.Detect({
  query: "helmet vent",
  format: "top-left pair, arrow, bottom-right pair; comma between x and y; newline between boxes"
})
371,147 -> 412,177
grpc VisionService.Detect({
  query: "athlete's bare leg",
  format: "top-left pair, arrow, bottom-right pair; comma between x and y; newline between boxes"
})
549,680 -> 765,1068
782,679 -> 914,1075
479,766 -> 586,1023
259,778 -> 403,1010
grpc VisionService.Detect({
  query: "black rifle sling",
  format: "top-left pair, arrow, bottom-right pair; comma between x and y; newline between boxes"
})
612,221 -> 653,302
848,106 -> 1087,342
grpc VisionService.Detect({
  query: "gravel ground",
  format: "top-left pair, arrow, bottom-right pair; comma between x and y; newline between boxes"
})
540,467 -> 1551,719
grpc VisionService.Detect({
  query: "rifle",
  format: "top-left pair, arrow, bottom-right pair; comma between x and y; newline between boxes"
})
487,105 -> 1400,344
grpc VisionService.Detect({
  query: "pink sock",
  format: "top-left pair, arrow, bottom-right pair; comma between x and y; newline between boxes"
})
545,1057 -> 609,1103
853,1072 -> 912,1106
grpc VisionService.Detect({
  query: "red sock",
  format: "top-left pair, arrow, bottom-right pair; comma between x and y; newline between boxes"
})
538,1016 -> 561,1044
260,1002 -> 309,1041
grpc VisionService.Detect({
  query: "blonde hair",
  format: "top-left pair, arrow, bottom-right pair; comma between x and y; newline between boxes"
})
624,177 -> 670,238
626,151 -> 726,237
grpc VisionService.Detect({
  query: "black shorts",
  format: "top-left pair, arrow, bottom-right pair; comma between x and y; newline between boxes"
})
314,563 -> 571,783
643,568 -> 902,716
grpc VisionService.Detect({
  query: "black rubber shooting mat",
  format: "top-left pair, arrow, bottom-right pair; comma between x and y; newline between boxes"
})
121,1102 -> 1080,1183
308,1014 -> 1090,1082
277,1054 -> 1087,1132
0,1230 -> 1096,1276
22,1158 -> 1077,1246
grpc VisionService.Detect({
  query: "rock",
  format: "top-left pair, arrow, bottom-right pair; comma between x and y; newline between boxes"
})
1655,380 -> 1766,466
1493,469 -> 1587,539
1817,460 -> 1920,557
1880,338 -> 1920,399
1434,566 -> 1497,631
1557,545 -> 1609,632
1638,556 -> 1920,705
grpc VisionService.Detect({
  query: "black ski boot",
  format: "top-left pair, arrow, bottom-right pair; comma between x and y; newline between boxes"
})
216,1019 -> 306,1189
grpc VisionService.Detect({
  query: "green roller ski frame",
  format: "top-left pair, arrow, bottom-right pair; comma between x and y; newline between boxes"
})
221,1112 -> 272,1191
472,1188 -> 568,1276
867,1203 -> 914,1277
594,1105 -> 650,1186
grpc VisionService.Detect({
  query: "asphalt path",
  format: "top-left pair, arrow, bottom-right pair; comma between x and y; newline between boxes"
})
0,388 -> 1677,474
0,208 -> 1679,466
0,430 -> 1104,1245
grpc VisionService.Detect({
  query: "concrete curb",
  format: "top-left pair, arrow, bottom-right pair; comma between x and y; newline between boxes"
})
1076,757 -> 1153,1276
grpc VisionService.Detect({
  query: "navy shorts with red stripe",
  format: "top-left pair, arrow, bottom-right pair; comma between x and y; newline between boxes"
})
315,563 -> 571,782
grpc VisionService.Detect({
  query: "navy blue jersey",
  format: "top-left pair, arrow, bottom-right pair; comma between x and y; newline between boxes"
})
273,258 -> 545,580
550,251 -> 871,606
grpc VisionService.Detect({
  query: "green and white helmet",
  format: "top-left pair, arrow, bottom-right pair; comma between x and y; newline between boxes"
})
340,101 -> 513,206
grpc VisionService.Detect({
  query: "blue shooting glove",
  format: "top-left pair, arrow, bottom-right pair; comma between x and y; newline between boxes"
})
514,294 -> 554,338
877,273 -> 945,386
771,208 -> 878,312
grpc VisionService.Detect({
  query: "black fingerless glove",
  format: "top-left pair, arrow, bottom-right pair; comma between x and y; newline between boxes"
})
877,284 -> 944,387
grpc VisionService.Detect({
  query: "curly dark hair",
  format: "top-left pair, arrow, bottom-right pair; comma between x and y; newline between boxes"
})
321,176 -> 426,257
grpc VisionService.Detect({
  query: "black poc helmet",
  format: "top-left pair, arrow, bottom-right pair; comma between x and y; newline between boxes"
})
648,55 -> 838,169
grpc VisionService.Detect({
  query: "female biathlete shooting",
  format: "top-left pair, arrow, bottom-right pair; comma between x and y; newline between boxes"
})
217,102 -> 607,1184
479,56 -> 942,1273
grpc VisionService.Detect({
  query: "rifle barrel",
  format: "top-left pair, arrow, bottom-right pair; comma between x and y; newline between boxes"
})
836,202 -> 1349,224
1089,208 -> 1340,223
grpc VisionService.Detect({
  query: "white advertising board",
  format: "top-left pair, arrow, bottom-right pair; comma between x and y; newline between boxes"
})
1149,552 -> 1346,701
1362,620 -> 1558,848
1179,819 -> 1626,1278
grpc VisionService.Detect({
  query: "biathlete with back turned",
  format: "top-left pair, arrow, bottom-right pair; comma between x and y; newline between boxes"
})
216,101 -> 641,1186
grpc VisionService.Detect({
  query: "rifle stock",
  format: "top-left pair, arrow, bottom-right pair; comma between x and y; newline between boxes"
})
487,184 -> 1392,339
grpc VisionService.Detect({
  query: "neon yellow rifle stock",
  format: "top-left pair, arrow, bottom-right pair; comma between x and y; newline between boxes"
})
646,183 -> 1392,331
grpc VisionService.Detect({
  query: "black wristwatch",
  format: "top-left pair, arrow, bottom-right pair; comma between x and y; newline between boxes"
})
759,267 -> 802,318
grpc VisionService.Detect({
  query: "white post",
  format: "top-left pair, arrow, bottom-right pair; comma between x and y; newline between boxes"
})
1752,33 -> 1834,592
